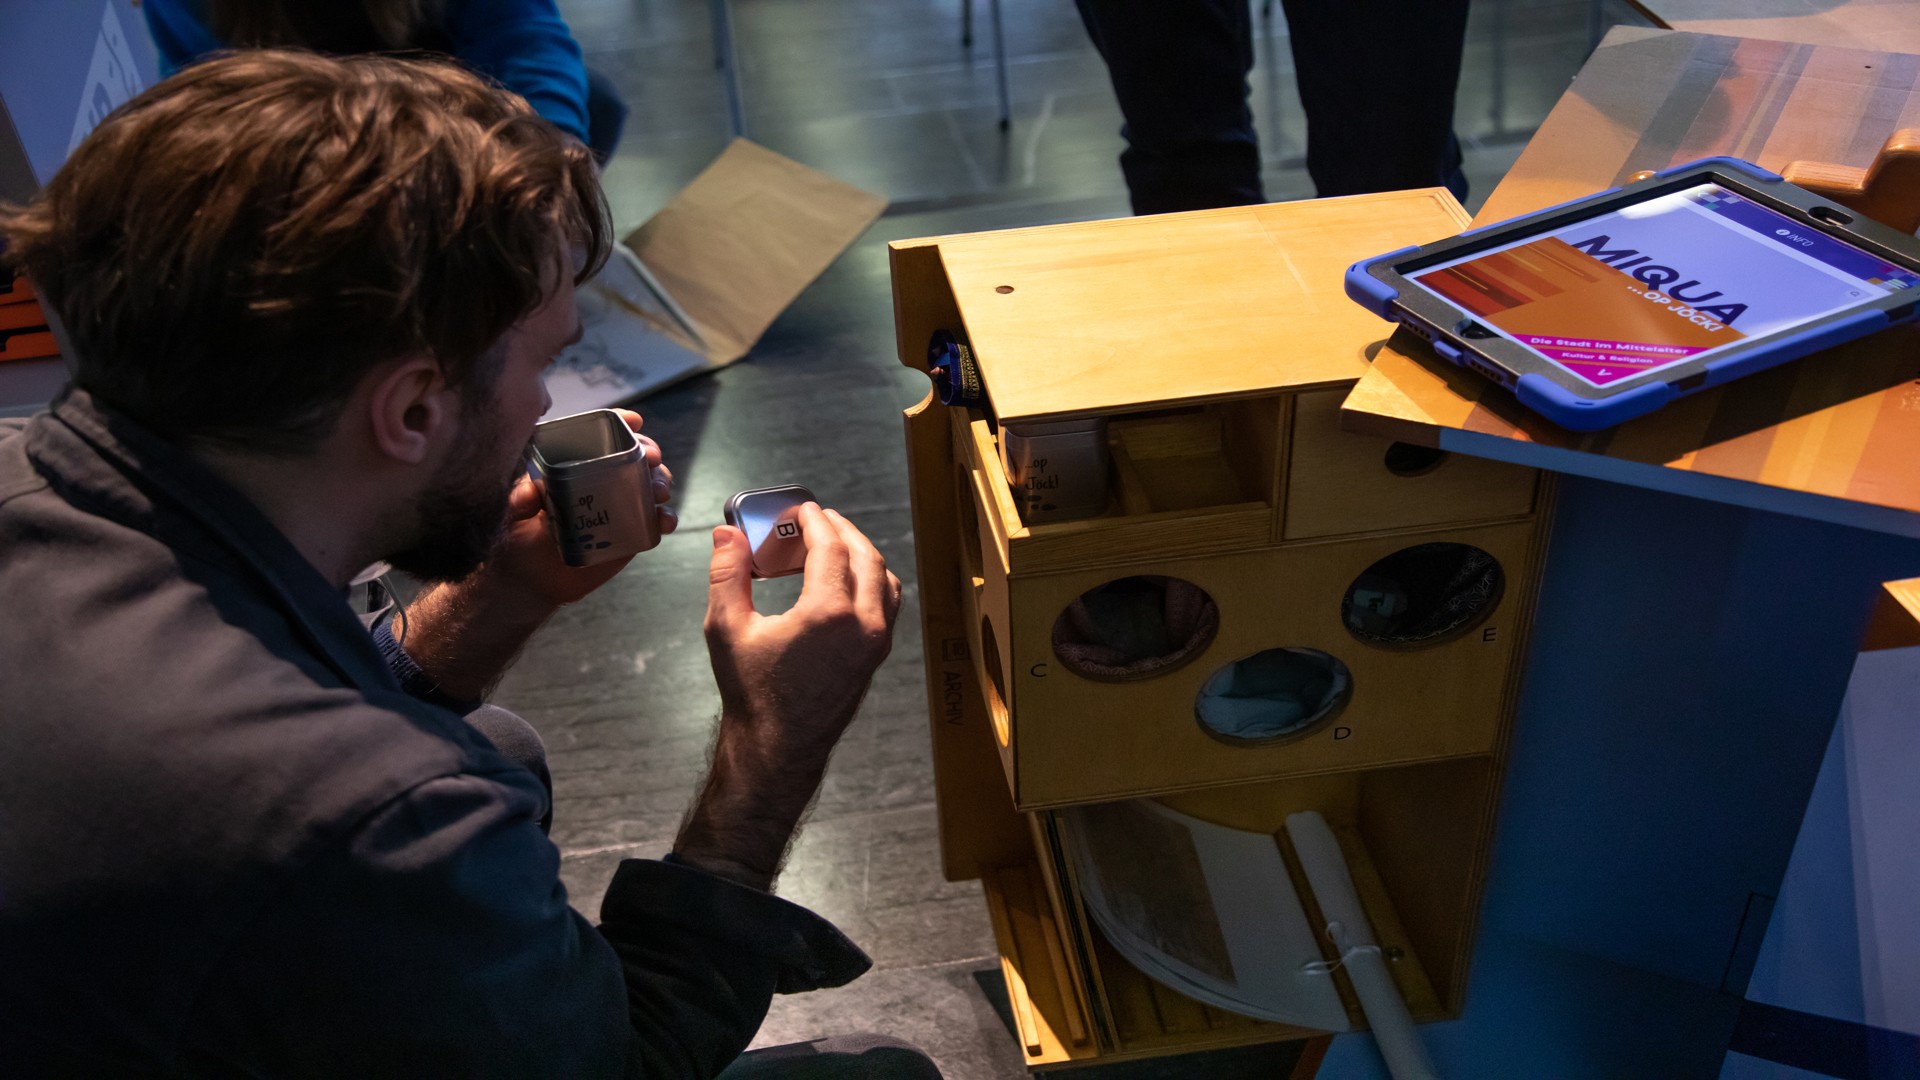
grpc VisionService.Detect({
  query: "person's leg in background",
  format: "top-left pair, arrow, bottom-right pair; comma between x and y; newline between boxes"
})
1074,0 -> 1265,215
719,1034 -> 943,1080
1279,0 -> 1471,201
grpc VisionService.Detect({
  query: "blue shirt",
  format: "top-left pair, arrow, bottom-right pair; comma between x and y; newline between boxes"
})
142,0 -> 594,143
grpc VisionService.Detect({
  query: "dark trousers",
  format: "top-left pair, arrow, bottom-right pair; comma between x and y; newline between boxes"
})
1281,0 -> 1470,201
1074,0 -> 1470,213
1074,0 -> 1264,215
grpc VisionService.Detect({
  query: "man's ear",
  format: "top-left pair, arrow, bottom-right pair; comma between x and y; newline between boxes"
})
365,355 -> 457,466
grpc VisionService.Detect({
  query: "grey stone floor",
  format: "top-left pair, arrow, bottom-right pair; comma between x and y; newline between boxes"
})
500,2 -> 1648,1076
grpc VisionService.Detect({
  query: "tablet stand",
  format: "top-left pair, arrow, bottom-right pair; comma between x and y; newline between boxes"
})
1625,128 -> 1920,234
1781,129 -> 1920,235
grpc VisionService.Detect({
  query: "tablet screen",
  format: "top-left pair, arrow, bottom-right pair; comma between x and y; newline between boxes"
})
1405,183 -> 1920,387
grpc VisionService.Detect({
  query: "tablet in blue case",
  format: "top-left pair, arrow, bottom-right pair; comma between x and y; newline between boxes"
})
1346,157 -> 1920,431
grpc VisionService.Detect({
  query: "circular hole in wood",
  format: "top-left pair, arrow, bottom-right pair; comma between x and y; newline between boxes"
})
1383,441 -> 1449,477
1194,647 -> 1351,746
1051,575 -> 1219,681
1342,542 -> 1503,649
995,285 -> 1015,294
955,467 -> 984,579
979,615 -> 1011,745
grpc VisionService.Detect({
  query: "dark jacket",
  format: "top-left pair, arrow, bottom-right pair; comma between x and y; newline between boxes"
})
0,390 -> 868,1078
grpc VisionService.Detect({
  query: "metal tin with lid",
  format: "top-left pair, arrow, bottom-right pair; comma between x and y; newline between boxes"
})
1001,415 -> 1110,524
527,409 -> 660,567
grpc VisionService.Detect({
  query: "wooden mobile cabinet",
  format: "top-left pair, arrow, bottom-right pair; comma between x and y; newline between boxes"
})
892,190 -> 1557,1069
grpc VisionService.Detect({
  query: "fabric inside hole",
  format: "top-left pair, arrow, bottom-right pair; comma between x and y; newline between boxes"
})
1051,576 -> 1218,681
1195,648 -> 1350,743
1343,542 -> 1502,648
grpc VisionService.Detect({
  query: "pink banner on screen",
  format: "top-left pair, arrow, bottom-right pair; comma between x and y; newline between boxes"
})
1518,334 -> 1708,385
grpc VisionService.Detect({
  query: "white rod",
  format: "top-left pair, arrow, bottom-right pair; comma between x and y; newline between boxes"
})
1286,812 -> 1440,1080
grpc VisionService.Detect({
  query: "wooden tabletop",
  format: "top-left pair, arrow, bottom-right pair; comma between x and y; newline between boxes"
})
1340,27 -> 1920,538
1628,0 -> 1920,56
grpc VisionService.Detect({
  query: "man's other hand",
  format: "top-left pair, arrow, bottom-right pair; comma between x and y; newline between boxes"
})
704,503 -> 901,753
675,504 -> 903,889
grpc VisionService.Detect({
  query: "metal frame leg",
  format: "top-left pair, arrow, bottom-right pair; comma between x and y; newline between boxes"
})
990,0 -> 1010,130
710,0 -> 746,138
1489,0 -> 1508,139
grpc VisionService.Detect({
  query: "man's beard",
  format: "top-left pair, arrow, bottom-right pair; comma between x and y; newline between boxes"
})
385,414 -> 524,584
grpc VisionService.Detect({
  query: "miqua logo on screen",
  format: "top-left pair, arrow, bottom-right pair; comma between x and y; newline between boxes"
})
1567,234 -> 1749,325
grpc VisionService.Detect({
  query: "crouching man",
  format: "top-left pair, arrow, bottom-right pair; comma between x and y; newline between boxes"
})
0,50 -> 934,1079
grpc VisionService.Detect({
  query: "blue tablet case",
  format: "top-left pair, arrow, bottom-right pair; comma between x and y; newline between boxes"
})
1344,157 -> 1920,432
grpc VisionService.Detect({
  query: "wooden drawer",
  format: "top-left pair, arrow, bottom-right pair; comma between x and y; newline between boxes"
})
972,519 -> 1542,809
1282,389 -> 1536,540
950,401 -> 1284,580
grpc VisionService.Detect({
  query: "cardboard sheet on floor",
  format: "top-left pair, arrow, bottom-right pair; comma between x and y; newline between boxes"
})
544,139 -> 887,417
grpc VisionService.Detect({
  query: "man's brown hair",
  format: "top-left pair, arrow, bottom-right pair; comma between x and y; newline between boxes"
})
0,50 -> 610,451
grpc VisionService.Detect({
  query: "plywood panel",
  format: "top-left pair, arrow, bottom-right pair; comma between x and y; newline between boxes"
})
905,395 -> 1030,879
953,404 -> 1279,576
1356,758 -> 1500,1010
1000,521 -> 1542,808
1284,389 -> 1537,539
1861,576 -> 1920,651
982,863 -> 1099,1066
912,190 -> 1469,424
